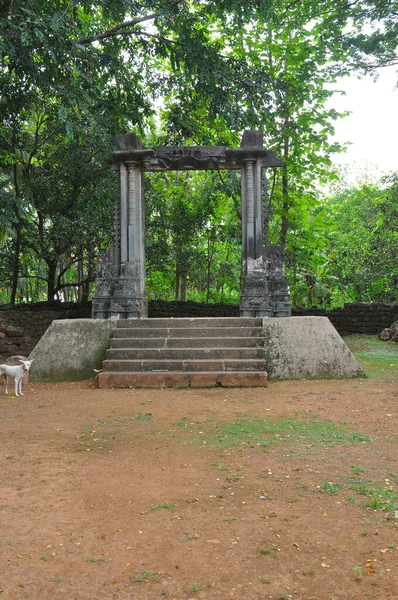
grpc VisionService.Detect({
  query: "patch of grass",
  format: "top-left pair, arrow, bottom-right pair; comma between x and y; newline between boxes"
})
189,583 -> 212,593
341,474 -> 398,517
345,335 -> 398,380
226,473 -> 243,483
89,556 -> 105,563
135,412 -> 153,421
150,501 -> 175,512
351,465 -> 367,475
134,570 -> 161,583
206,416 -> 370,450
75,424 -> 113,452
98,417 -> 135,426
353,565 -> 363,580
259,545 -> 279,555
320,481 -> 341,495
184,532 -> 199,542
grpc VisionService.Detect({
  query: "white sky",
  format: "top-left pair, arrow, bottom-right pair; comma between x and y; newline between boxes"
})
328,66 -> 398,179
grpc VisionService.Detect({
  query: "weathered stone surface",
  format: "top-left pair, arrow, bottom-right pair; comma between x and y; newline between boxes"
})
26,316 -> 365,385
29,319 -> 116,382
99,372 -> 191,388
93,130 -> 288,319
262,316 -> 365,380
240,247 -> 291,318
379,328 -> 391,341
98,371 -> 267,389
218,372 -> 267,387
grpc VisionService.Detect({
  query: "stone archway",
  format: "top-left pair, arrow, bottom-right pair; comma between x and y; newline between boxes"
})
92,130 -> 291,319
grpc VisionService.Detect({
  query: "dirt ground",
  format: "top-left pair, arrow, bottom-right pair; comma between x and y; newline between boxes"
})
1,376 -> 397,600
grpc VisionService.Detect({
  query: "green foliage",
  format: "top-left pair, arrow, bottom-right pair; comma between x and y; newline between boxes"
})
0,0 -> 397,305
325,175 -> 398,304
145,169 -> 241,303
206,416 -> 370,449
346,334 -> 398,381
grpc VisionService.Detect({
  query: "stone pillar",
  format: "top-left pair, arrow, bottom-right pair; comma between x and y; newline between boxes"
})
253,157 -> 263,259
120,162 -> 128,263
239,130 -> 290,318
92,134 -> 148,319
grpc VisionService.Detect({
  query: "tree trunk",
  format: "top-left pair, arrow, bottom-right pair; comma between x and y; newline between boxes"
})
10,161 -> 21,305
181,273 -> 187,301
10,225 -> 21,305
46,260 -> 58,304
175,267 -> 180,301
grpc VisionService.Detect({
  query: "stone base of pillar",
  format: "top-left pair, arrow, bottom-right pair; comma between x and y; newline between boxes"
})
92,286 -> 148,319
92,251 -> 148,319
240,246 -> 291,318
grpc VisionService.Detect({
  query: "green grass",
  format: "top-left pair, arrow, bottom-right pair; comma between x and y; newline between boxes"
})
338,473 -> 398,517
134,570 -> 161,583
353,565 -> 363,580
206,416 -> 370,450
189,583 -> 213,593
320,481 -> 341,495
135,412 -> 153,421
150,501 -> 176,512
345,335 -> 398,380
76,424 -> 112,452
89,556 -> 105,563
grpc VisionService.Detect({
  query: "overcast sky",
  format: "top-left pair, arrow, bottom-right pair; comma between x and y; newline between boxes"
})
328,66 -> 398,179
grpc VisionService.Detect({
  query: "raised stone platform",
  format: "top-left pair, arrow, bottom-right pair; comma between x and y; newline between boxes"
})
29,316 -> 364,385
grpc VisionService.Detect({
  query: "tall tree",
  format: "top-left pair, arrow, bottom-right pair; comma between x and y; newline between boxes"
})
326,175 -> 398,303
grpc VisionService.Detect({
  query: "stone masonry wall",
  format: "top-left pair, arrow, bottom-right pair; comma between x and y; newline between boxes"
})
292,303 -> 398,336
0,304 -> 91,362
0,301 -> 397,362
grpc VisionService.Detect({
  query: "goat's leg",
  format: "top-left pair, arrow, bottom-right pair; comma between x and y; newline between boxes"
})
5,376 -> 9,395
14,376 -> 20,397
18,377 -> 24,396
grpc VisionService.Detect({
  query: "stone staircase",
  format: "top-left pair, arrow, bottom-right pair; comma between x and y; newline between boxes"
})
98,317 -> 267,388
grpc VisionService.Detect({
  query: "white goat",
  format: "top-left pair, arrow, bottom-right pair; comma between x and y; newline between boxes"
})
0,359 -> 33,397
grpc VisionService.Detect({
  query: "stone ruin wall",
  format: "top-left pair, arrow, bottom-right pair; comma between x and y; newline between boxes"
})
0,301 -> 397,362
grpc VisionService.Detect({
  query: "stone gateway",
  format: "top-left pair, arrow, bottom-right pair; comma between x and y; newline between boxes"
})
92,130 -> 291,320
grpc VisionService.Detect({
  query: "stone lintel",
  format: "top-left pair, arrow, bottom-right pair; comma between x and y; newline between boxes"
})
107,147 -> 283,171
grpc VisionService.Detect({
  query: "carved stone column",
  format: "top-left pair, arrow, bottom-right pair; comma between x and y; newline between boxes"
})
92,134 -> 147,319
239,130 -> 291,318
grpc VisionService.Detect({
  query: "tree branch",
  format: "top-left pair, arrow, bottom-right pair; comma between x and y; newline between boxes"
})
77,0 -> 184,45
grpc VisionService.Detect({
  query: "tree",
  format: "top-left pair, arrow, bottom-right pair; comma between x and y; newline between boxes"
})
1,0 -> 396,306
145,168 -> 241,303
326,175 -> 398,303
342,0 -> 398,74
0,104 -> 115,303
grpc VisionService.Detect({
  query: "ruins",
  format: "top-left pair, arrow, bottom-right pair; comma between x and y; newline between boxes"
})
92,130 -> 291,319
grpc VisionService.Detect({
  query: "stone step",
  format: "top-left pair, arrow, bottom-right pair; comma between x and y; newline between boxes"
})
110,337 -> 265,349
98,371 -> 268,389
113,327 -> 264,338
102,358 -> 266,373
102,317 -> 267,388
106,347 -> 264,361
116,317 -> 262,329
